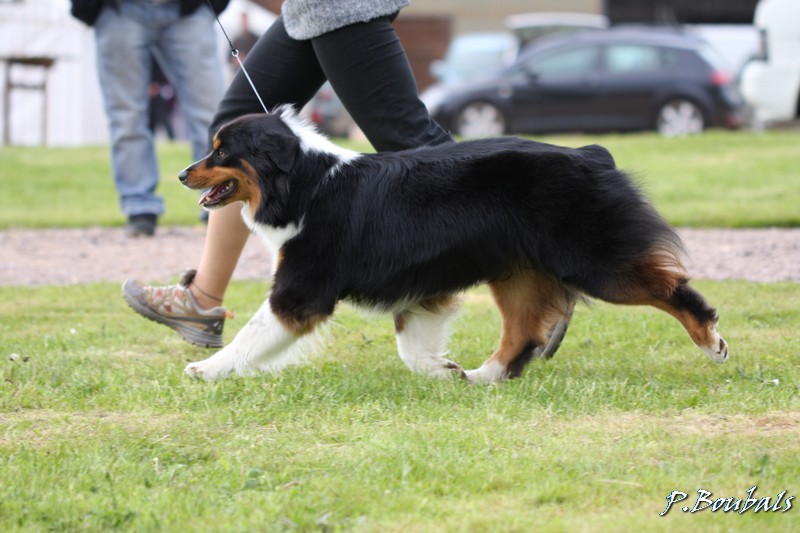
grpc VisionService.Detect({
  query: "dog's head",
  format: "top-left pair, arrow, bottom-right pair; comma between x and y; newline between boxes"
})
178,109 -> 301,222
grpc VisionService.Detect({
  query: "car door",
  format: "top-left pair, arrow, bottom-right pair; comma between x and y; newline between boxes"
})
592,43 -> 668,130
507,44 -> 603,132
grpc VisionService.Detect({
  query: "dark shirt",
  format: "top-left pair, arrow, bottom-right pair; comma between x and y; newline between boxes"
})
69,0 -> 230,27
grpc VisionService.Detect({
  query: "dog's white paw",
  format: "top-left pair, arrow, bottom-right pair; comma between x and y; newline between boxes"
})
703,331 -> 729,364
184,359 -> 231,381
464,361 -> 507,384
408,359 -> 466,380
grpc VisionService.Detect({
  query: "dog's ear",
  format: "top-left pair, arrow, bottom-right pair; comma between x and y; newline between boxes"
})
266,133 -> 298,174
248,112 -> 299,174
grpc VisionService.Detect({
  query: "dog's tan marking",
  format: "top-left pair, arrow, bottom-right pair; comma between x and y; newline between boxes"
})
212,136 -> 221,151
420,294 -> 461,315
274,249 -> 285,272
238,161 -> 263,219
482,271 -> 572,378
394,314 -> 406,334
183,159 -> 262,212
647,299 -> 726,361
599,245 -> 686,304
274,311 -> 328,336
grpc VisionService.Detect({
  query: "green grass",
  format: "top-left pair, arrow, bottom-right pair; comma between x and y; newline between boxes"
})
543,130 -> 800,228
0,130 -> 799,229
2,132 -> 799,529
2,281 -> 799,531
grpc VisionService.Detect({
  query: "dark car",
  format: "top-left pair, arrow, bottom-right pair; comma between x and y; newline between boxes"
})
423,29 -> 746,137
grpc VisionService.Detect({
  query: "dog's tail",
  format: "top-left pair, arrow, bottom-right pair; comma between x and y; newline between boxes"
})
587,169 -> 689,304
547,146 -> 688,304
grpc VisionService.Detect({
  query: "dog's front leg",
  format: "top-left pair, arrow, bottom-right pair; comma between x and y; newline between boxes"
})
394,297 -> 465,379
184,297 -> 303,381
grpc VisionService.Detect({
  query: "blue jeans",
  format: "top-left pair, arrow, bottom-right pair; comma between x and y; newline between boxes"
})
94,0 -> 224,217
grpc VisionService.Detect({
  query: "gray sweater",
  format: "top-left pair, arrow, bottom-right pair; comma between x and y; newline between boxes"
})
282,0 -> 410,40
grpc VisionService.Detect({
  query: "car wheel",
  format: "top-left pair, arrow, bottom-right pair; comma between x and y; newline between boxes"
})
455,102 -> 506,138
656,99 -> 705,136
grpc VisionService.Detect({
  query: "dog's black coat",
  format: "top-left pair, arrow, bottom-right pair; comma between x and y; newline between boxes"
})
179,109 -> 729,382
219,113 -> 686,327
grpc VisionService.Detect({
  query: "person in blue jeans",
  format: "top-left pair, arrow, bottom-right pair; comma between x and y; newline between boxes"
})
70,0 -> 228,236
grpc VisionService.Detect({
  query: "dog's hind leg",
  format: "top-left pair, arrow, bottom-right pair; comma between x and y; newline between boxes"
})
465,271 -> 574,384
648,280 -> 728,363
394,295 -> 465,379
184,295 -> 327,380
593,252 -> 728,364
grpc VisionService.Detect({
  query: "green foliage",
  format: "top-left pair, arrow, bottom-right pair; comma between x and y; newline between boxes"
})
1,131 -> 799,229
2,281 -> 799,531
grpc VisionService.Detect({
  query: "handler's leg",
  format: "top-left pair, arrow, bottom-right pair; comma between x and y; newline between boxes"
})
189,16 -> 327,304
311,14 -> 452,151
193,16 -> 327,306
124,18 -> 326,340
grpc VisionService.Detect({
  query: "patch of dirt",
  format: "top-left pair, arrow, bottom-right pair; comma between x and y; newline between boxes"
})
1,226 -> 799,286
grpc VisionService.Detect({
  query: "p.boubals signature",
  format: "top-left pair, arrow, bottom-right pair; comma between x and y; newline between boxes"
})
660,486 -> 794,516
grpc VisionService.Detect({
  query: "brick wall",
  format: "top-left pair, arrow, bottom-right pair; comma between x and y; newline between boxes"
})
393,15 -> 452,92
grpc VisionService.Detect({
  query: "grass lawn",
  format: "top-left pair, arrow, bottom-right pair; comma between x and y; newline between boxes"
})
1,280 -> 799,531
0,130 -> 799,229
1,131 -> 799,530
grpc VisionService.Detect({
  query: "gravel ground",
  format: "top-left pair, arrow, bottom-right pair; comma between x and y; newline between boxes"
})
1,226 -> 799,287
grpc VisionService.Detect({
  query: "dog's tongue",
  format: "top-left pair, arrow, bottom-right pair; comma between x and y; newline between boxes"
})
198,189 -> 214,206
198,185 -> 223,206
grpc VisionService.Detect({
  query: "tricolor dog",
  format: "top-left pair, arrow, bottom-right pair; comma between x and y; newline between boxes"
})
178,106 -> 728,382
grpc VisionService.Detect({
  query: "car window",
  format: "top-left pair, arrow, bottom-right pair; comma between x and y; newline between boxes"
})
527,46 -> 600,79
662,48 -> 683,68
605,45 -> 661,73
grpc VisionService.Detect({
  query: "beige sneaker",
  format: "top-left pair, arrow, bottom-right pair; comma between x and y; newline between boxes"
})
122,270 -> 230,348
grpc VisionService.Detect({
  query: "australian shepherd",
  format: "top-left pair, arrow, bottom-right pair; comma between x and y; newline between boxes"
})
178,106 -> 728,382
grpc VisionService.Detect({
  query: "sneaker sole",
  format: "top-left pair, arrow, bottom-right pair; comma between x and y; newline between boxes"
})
122,281 -> 224,348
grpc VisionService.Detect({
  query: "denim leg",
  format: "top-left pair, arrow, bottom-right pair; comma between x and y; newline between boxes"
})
154,5 -> 224,161
94,3 -> 163,217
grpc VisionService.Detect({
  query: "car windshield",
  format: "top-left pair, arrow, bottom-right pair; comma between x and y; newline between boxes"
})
437,34 -> 517,84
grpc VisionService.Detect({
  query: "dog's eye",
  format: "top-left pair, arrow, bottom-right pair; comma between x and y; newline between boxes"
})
216,149 -> 226,159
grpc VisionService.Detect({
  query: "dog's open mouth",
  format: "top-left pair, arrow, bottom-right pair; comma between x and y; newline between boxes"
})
199,180 -> 237,208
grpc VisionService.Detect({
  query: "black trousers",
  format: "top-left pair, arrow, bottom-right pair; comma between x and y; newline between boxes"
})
211,15 -> 452,152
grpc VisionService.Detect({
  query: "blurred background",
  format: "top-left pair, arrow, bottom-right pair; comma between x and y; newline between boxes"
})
1,0 -> 797,145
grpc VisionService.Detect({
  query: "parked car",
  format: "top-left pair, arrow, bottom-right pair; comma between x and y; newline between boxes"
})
423,13 -> 608,118
740,0 -> 800,124
430,32 -> 518,86
425,29 -> 746,137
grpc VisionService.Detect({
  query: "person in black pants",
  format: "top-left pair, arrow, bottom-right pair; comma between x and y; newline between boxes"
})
123,12 -> 451,348
123,10 -> 570,357
213,14 -> 449,150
